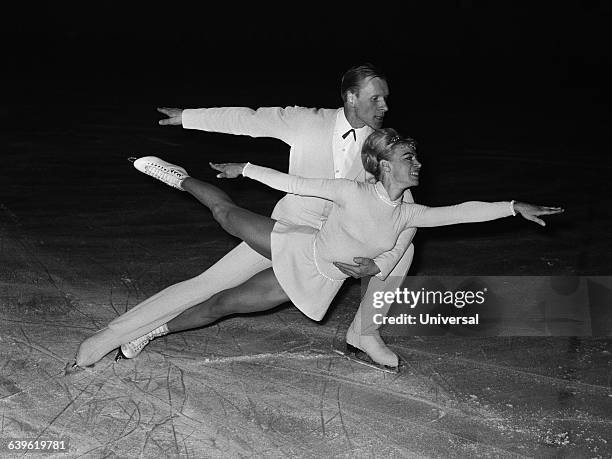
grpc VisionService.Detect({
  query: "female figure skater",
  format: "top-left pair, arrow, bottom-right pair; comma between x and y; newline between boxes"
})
72,128 -> 563,371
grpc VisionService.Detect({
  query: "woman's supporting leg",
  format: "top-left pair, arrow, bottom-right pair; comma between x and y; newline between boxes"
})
167,267 -> 288,332
182,177 -> 275,259
116,267 -> 288,360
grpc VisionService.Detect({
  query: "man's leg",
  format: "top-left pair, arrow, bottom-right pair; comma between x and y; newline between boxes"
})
346,244 -> 414,367
117,267 -> 289,359
76,242 -> 272,366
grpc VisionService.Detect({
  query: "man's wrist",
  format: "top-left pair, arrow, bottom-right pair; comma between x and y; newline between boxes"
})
510,200 -> 517,216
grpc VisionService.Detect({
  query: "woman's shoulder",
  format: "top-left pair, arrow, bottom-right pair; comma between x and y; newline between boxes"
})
327,179 -> 373,196
343,179 -> 375,189
343,180 -> 378,198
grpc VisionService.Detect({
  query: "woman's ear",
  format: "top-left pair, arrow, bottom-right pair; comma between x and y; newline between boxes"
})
379,159 -> 392,175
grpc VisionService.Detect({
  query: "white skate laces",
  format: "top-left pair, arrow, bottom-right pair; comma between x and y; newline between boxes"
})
120,324 -> 169,359
133,156 -> 189,190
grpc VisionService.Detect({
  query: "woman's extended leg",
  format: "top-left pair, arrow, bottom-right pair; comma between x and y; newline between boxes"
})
132,156 -> 275,259
182,177 -> 274,259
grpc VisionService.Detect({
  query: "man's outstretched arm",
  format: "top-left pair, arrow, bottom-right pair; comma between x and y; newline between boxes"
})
157,106 -> 308,145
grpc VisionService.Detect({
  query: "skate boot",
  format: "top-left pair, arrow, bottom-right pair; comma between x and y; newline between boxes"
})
115,324 -> 169,361
130,156 -> 189,190
338,314 -> 400,373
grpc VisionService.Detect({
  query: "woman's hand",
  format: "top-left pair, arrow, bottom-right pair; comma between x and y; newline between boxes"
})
210,162 -> 247,179
514,202 -> 564,226
157,107 -> 184,125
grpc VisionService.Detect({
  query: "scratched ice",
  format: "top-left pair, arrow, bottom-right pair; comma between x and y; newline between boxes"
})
1,101 -> 611,458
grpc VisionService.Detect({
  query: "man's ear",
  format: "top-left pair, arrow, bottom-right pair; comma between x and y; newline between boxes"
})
347,91 -> 356,106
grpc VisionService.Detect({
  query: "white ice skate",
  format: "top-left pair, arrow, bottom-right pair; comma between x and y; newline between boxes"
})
336,320 -> 400,374
114,324 -> 169,361
129,156 -> 189,190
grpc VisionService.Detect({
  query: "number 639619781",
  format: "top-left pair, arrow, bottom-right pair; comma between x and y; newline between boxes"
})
4,438 -> 70,452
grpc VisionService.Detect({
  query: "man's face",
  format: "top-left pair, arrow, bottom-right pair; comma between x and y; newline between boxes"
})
349,77 -> 389,129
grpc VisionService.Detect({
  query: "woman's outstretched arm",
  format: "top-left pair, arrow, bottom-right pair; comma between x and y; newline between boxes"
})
405,201 -> 563,228
210,162 -> 355,205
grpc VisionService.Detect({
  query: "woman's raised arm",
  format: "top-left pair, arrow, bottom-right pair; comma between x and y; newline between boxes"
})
210,162 -> 354,204
405,201 -> 563,228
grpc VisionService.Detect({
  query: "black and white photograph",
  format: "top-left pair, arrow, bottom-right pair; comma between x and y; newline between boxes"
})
1,3 -> 611,457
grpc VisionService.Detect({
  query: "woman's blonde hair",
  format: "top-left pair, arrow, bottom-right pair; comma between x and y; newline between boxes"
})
361,128 -> 417,181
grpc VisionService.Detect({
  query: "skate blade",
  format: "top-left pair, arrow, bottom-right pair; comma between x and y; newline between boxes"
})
114,348 -> 127,362
333,345 -> 400,374
64,361 -> 94,376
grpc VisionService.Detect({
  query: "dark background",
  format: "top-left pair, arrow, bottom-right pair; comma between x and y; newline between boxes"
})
4,3 -> 610,126
2,2 -> 611,274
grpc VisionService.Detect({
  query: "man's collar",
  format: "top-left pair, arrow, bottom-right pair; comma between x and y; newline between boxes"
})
335,108 -> 368,136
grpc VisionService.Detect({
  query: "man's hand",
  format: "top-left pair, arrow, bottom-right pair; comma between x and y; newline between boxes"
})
333,257 -> 381,279
210,162 -> 247,179
157,107 -> 184,125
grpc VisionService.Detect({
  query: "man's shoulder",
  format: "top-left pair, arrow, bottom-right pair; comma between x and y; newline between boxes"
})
282,106 -> 339,120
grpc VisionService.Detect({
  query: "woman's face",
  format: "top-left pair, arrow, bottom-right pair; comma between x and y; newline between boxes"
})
387,144 -> 421,187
